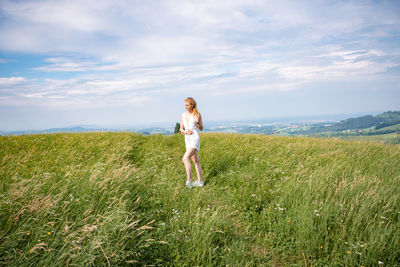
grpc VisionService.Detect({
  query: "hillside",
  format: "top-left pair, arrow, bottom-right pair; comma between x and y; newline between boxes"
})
1,133 -> 399,266
315,111 -> 400,131
280,111 -> 400,143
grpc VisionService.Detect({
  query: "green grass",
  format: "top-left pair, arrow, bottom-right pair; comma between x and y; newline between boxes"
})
1,132 -> 399,266
340,133 -> 400,144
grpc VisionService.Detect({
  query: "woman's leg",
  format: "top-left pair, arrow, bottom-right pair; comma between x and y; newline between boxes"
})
191,151 -> 202,181
182,148 -> 197,182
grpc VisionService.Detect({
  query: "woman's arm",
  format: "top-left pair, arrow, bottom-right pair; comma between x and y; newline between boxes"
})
180,114 -> 185,134
196,114 -> 204,131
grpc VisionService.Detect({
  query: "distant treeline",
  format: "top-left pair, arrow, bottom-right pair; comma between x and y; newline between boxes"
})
375,119 -> 400,129
359,129 -> 400,136
295,111 -> 400,134
328,111 -> 400,130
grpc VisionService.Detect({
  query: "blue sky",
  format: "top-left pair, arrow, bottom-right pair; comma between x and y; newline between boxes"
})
0,0 -> 400,131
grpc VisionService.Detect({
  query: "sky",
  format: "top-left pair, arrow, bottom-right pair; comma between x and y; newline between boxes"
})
0,0 -> 400,131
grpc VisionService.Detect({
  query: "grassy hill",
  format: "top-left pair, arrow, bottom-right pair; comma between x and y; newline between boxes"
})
1,132 -> 399,266
282,111 -> 400,144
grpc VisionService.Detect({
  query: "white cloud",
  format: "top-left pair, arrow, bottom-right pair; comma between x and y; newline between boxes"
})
1,0 -> 110,32
34,57 -> 117,72
0,73 -> 159,108
0,77 -> 28,84
317,49 -> 386,60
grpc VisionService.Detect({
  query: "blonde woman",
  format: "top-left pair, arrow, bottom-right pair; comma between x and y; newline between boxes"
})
180,97 -> 204,188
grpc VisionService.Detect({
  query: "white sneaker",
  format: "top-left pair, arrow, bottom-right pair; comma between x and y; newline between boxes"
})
185,181 -> 192,188
193,180 -> 204,187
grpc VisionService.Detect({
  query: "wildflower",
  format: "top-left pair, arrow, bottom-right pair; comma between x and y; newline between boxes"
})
313,210 -> 319,213
356,252 -> 361,256
228,248 -> 231,252
26,232 -> 30,236
287,220 -> 291,223
378,261 -> 384,265
29,249 -> 33,253
210,228 -> 214,231
38,239 -> 41,242
346,251 -> 351,254
47,232 -> 51,235
251,194 -> 256,197
51,223 -> 54,227
320,246 -> 323,249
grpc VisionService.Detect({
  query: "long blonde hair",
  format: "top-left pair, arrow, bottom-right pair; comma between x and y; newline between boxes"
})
185,97 -> 199,117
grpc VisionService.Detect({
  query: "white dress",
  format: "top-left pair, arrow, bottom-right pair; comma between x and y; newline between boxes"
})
182,112 -> 200,151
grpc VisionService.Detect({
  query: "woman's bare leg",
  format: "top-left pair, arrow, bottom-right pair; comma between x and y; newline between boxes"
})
182,148 -> 197,182
191,151 -> 202,181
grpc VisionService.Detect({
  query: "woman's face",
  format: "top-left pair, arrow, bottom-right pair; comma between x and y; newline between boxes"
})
185,101 -> 193,112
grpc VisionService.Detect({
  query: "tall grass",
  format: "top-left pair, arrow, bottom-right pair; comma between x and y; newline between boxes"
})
1,132 -> 399,266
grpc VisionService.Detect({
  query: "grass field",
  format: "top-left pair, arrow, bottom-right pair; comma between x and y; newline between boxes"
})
339,133 -> 400,144
1,132 -> 399,266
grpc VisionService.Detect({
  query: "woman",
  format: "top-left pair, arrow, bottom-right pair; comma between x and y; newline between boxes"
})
180,97 -> 204,188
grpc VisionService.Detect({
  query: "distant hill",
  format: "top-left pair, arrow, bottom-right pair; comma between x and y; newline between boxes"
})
288,111 -> 400,140
0,126 -> 109,135
327,111 -> 400,131
0,125 -> 173,136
